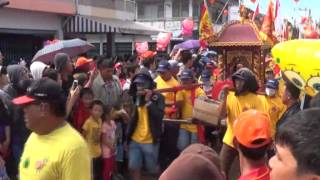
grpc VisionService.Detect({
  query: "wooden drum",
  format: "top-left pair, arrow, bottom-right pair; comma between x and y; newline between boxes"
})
193,97 -> 221,126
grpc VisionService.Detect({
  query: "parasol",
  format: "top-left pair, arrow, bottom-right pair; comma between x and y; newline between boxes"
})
172,40 -> 200,52
32,38 -> 95,64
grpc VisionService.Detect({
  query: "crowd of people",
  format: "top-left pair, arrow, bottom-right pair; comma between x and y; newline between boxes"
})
0,48 -> 319,180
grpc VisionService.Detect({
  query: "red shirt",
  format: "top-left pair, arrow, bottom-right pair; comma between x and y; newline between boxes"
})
238,166 -> 270,180
72,100 -> 90,132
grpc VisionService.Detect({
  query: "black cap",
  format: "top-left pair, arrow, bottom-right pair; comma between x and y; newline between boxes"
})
12,78 -> 63,105
133,73 -> 150,84
266,79 -> 279,89
157,60 -> 170,72
201,69 -> 212,81
180,69 -> 194,80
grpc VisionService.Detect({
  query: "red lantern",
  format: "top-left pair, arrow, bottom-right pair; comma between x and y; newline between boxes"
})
250,0 -> 257,3
182,18 -> 194,36
293,0 -> 299,3
135,42 -> 149,55
305,31 -> 319,39
223,9 -> 228,16
304,25 -> 319,39
156,32 -> 172,51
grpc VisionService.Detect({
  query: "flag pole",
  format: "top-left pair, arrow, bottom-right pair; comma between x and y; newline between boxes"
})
214,0 -> 231,24
252,0 -> 262,21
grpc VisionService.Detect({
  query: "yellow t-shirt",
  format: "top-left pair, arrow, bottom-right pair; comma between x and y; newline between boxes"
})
278,78 -> 286,98
264,95 -> 286,138
82,116 -> 102,158
155,76 -> 183,104
223,92 -> 268,147
19,123 -> 91,180
180,88 -> 206,133
132,106 -> 153,144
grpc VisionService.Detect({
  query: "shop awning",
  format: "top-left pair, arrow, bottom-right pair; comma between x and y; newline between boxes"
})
63,15 -> 165,35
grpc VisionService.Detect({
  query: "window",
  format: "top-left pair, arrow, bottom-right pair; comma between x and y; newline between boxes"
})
172,0 -> 190,18
158,4 -> 164,18
193,0 -> 201,18
137,2 -> 164,20
137,3 -> 145,19
208,2 -> 223,24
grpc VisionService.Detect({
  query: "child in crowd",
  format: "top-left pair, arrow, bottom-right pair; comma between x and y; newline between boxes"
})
72,88 -> 94,132
101,106 -> 117,180
82,100 -> 104,180
111,103 -> 129,176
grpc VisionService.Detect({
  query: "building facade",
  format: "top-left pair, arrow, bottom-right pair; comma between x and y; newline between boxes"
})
0,0 -> 242,63
0,0 -> 161,62
64,0 -> 163,57
0,0 -> 76,63
135,0 -> 239,48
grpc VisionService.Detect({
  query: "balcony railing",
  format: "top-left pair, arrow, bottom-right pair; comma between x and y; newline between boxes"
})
77,0 -> 136,13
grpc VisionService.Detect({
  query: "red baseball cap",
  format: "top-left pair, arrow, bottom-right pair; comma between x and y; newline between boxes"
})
75,57 -> 93,68
233,110 -> 272,149
141,50 -> 156,60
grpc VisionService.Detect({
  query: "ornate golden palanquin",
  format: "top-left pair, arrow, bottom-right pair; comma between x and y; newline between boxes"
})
209,20 -> 266,81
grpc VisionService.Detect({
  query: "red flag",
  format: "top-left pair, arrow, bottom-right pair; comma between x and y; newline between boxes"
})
259,0 -> 277,46
199,2 -> 215,48
252,3 -> 260,21
300,17 -> 308,24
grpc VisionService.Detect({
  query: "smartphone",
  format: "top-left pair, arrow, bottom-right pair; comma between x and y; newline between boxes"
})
72,80 -> 78,90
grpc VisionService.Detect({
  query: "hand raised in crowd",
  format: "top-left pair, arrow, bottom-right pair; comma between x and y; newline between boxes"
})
70,85 -> 81,101
85,68 -> 99,88
171,48 -> 183,60
144,89 -> 153,102
114,109 -> 130,123
66,86 -> 82,117
89,68 -> 99,81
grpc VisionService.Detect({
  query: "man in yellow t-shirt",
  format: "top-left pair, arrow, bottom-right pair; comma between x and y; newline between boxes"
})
12,78 -> 91,180
177,69 -> 206,151
219,68 -> 268,176
155,60 -> 183,118
263,80 -> 286,137
155,60 -> 184,170
127,72 -> 165,180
